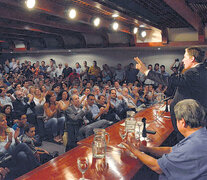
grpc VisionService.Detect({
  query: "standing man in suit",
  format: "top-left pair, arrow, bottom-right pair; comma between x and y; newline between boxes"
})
65,94 -> 86,151
134,47 -> 207,142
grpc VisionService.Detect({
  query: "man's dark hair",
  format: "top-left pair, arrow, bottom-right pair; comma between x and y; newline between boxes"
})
87,94 -> 95,99
24,124 -> 35,133
185,47 -> 205,63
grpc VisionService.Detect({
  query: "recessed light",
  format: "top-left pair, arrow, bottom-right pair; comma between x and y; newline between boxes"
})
112,14 -> 119,18
25,0 -> 36,9
68,8 -> 77,19
112,22 -> 119,31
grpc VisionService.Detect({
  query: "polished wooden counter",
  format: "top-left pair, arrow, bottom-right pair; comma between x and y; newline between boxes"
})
17,104 -> 173,180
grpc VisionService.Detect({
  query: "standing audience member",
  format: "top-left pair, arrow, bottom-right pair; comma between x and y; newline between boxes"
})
88,61 -> 101,81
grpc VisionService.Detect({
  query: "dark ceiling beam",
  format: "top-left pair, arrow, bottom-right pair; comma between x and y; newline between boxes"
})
135,41 -> 207,47
0,0 -> 132,34
187,0 -> 207,4
163,0 -> 203,32
0,2 -> 97,34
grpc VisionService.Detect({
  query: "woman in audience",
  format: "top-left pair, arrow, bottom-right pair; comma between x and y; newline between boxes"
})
33,88 -> 46,106
40,85 -> 48,97
1,105 -> 15,128
43,92 -> 65,143
0,113 -> 39,178
58,90 -> 70,116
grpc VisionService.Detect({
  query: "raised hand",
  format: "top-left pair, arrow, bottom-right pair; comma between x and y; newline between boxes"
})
14,128 -> 20,140
134,57 -> 148,74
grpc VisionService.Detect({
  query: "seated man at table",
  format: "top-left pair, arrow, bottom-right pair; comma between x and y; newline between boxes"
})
78,94 -> 112,140
123,99 -> 207,180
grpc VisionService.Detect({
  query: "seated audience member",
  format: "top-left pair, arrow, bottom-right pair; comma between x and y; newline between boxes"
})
146,85 -> 156,105
0,113 -> 39,178
123,99 -> 207,180
113,81 -> 122,95
43,92 -> 65,143
1,105 -> 15,127
51,84 -> 61,98
12,90 -> 36,126
68,69 -> 80,85
21,80 -> 30,96
92,85 -> 101,101
110,89 -> 128,119
80,88 -> 91,105
102,84 -> 110,98
57,90 -> 70,117
130,86 -> 143,107
65,94 -> 86,151
0,87 -> 14,109
12,114 -> 28,137
33,88 -> 46,107
121,87 -> 137,110
20,124 -> 53,164
78,94 -> 112,140
97,95 -> 120,123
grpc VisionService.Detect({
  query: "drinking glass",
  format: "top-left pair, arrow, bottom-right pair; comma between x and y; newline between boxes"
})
77,157 -> 89,180
119,128 -> 127,141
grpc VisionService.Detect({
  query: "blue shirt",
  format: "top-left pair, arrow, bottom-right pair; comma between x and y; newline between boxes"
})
158,127 -> 207,180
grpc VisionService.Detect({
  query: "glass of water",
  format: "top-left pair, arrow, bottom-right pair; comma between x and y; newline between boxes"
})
77,157 -> 89,180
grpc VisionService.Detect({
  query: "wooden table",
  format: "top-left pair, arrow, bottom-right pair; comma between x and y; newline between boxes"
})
17,104 -> 173,180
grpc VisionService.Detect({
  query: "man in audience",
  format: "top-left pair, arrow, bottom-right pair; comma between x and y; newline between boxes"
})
110,89 -> 128,119
123,99 -> 207,180
62,63 -> 72,79
81,61 -> 89,80
56,63 -> 63,77
12,90 -> 36,126
114,63 -> 125,83
135,47 -> 207,142
78,94 -> 111,139
0,87 -> 14,108
126,63 -> 139,83
65,94 -> 86,151
160,65 -> 170,77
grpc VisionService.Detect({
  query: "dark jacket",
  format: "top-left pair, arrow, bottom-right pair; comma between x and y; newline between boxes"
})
147,63 -> 207,131
12,97 -> 36,118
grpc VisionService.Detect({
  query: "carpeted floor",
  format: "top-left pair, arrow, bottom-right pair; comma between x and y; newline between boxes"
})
40,141 -> 65,155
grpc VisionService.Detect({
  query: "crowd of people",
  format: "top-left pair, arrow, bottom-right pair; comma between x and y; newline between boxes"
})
0,57 -> 179,179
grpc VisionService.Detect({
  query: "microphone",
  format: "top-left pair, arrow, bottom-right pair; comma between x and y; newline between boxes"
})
142,118 -> 156,137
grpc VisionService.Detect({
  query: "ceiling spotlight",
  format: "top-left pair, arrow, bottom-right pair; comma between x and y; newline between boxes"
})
112,13 -> 119,18
68,8 -> 77,19
133,27 -> 138,34
25,0 -> 36,9
141,30 -> 147,38
93,17 -> 100,27
112,22 -> 119,31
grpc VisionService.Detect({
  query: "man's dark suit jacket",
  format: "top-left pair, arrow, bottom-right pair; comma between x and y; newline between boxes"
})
65,105 -> 86,151
12,97 -> 36,118
147,63 -> 207,133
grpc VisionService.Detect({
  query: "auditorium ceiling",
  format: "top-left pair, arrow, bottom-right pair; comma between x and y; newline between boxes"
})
0,0 -> 206,52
